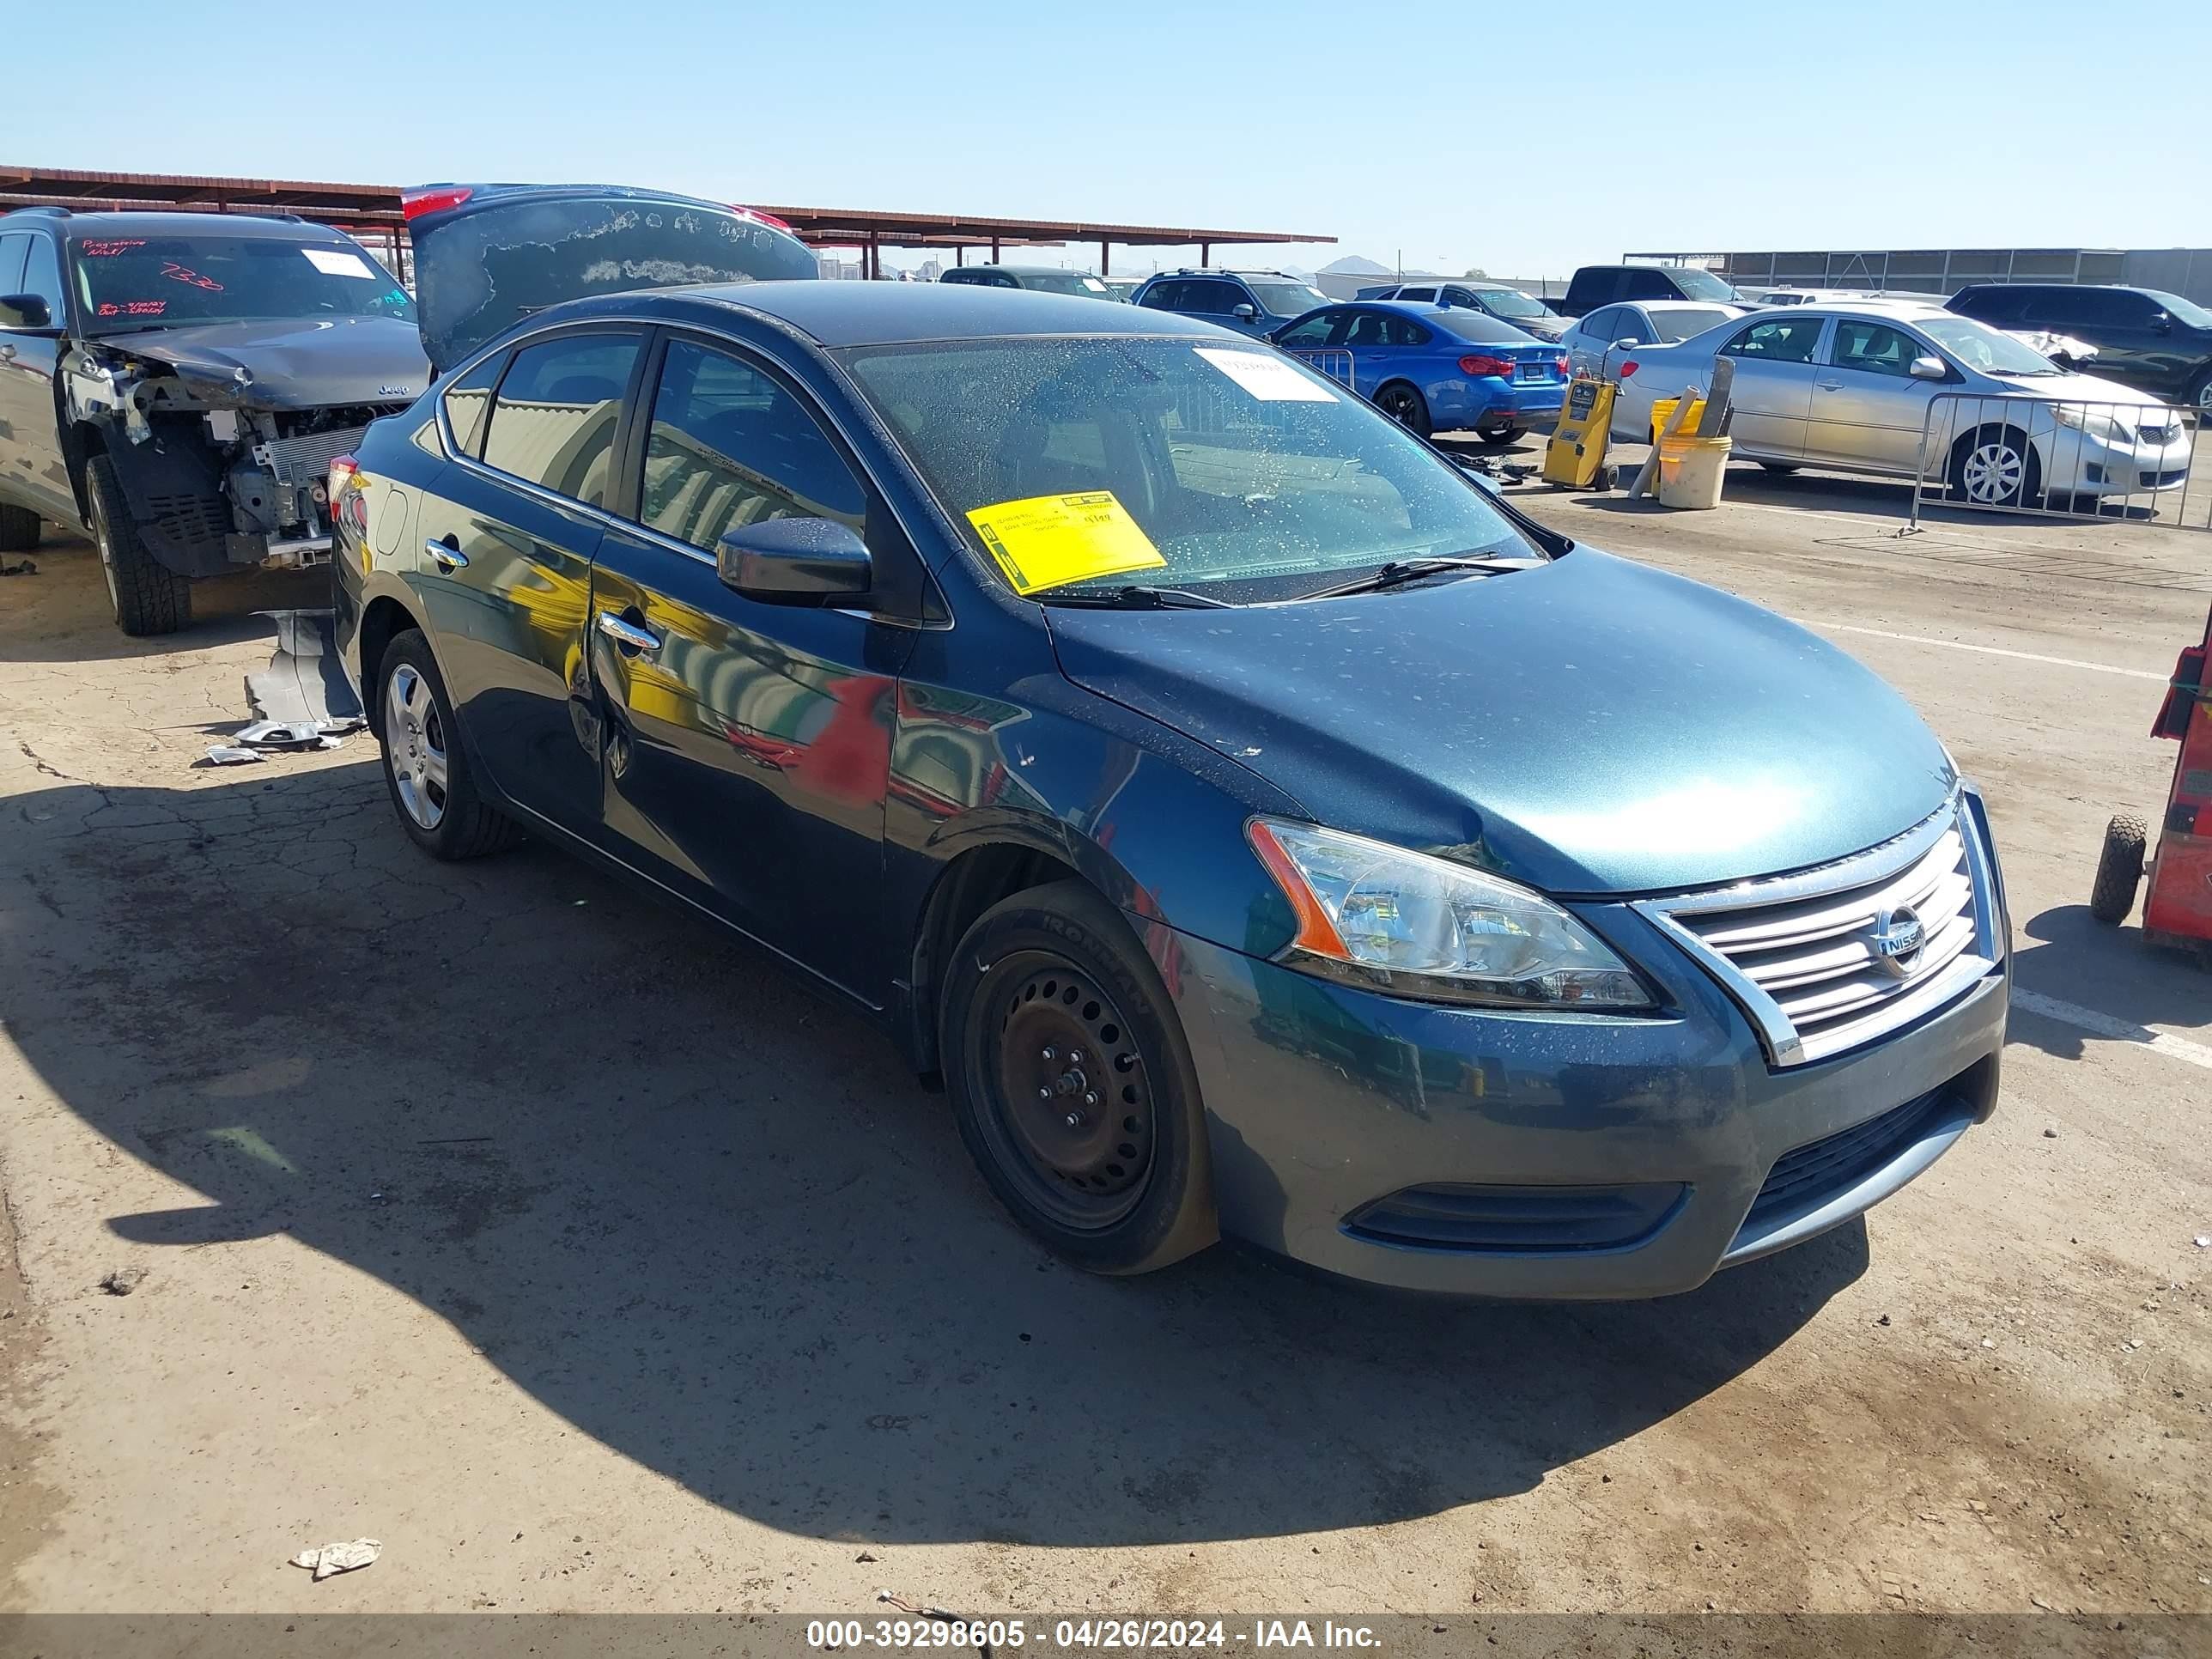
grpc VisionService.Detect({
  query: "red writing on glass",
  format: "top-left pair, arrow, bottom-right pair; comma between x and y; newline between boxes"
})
161,263 -> 223,291
80,240 -> 148,258
96,301 -> 169,318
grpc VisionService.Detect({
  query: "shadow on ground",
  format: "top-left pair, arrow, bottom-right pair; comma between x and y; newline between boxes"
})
2006,903 -> 2212,1060
2,762 -> 1863,1548
0,532 -> 325,665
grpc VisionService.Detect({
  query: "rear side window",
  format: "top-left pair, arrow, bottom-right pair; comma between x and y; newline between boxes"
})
1722,316 -> 1822,363
1622,270 -> 1675,301
479,330 -> 643,507
1384,316 -> 1431,346
1953,287 -> 2029,325
639,337 -> 866,552
441,351 -> 507,458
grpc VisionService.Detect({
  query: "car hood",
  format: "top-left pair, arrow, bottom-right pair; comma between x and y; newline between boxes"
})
1047,550 -> 1954,896
1998,368 -> 2166,409
115,317 -> 429,410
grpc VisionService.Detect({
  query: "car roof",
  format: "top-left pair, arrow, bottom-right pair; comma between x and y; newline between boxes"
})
947,264 -> 1093,277
616,280 -> 1230,347
0,209 -> 337,240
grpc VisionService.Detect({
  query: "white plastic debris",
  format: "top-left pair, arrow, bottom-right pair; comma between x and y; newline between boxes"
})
290,1538 -> 381,1581
203,744 -> 267,767
2195,1235 -> 2210,1249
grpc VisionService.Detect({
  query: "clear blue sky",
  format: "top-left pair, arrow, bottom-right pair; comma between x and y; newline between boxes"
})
8,1 -> 2206,279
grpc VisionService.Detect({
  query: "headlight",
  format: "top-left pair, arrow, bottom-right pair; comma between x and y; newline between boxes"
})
2052,405 -> 2136,445
1247,818 -> 1653,1010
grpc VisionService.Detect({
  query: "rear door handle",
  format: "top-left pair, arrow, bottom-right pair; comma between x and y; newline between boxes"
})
596,611 -> 661,655
425,538 -> 467,570
1814,380 -> 1845,392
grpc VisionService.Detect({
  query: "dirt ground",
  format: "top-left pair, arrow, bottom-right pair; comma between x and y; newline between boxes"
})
1,457 -> 2207,1622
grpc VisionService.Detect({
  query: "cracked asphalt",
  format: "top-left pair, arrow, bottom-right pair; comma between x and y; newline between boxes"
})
2,469 -> 2208,1622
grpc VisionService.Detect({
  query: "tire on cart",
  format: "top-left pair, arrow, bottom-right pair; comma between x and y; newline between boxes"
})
2089,811 -> 2148,925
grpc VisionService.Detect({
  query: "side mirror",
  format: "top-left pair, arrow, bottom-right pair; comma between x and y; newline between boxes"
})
1909,356 -> 1948,380
0,293 -> 52,331
1231,302 -> 1257,322
716,516 -> 872,606
1614,338 -> 1638,351
2152,312 -> 2172,332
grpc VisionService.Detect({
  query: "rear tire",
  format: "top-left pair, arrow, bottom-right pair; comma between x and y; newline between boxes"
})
0,502 -> 38,553
86,455 -> 190,636
1476,422 -> 1525,446
1375,382 -> 1431,438
374,629 -> 522,861
940,878 -> 1216,1275
2089,812 -> 2148,925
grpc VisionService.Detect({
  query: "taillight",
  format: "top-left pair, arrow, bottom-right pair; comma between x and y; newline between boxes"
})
1458,354 -> 1514,377
1619,360 -> 1639,380
1554,355 -> 1571,377
328,454 -> 359,495
733,204 -> 793,233
401,185 -> 473,221
328,454 -> 366,533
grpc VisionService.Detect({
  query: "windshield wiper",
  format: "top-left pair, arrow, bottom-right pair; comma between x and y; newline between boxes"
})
1038,584 -> 1232,610
1290,554 -> 1535,602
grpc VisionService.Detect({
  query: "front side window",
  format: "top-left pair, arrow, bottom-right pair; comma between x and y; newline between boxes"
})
0,234 -> 25,299
842,337 -> 1540,601
1188,280 -> 1243,313
1138,280 -> 1185,310
1830,320 -> 1919,377
2142,289 -> 2212,330
1274,311 -> 1342,348
479,331 -> 642,506
1722,316 -> 1823,363
640,337 -> 866,553
67,234 -> 415,333
17,235 -> 64,315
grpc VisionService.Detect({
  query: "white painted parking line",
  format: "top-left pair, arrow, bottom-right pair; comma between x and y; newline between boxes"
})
1797,621 -> 2168,682
2011,989 -> 2212,1072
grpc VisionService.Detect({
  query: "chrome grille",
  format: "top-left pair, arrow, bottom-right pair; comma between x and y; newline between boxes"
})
1635,794 -> 2002,1067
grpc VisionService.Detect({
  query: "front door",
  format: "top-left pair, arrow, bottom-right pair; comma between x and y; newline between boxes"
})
412,325 -> 646,842
588,331 -> 914,1004
1804,317 -> 1943,474
0,230 -> 77,525
1715,313 -> 1826,459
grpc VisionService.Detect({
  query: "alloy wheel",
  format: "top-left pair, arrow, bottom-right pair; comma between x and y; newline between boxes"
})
89,489 -> 118,615
1960,441 -> 2025,504
385,664 -> 449,830
1379,386 -> 1420,428
982,953 -> 1155,1230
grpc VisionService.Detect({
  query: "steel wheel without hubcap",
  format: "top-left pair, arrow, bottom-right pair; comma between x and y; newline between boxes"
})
384,663 -> 449,830
982,952 -> 1154,1230
1959,440 -> 2026,504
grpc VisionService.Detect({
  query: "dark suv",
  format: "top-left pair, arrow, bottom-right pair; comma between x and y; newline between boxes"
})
0,208 -> 429,634
1559,264 -> 1745,318
1130,268 -> 1331,337
1945,283 -> 2212,411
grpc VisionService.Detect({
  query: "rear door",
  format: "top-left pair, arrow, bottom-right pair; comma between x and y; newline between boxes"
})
413,325 -> 647,841
1805,317 -> 1942,473
403,184 -> 817,376
1714,313 -> 1826,459
587,329 -> 917,1002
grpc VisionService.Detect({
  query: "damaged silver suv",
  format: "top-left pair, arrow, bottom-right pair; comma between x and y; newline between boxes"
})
0,208 -> 429,635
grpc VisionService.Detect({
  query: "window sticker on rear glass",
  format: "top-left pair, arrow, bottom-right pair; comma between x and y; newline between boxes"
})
80,240 -> 147,258
302,248 -> 376,280
96,301 -> 167,318
966,491 -> 1167,596
1193,347 -> 1337,403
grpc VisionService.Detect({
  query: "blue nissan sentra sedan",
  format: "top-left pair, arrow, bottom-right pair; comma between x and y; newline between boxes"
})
1272,299 -> 1569,442
331,185 -> 2008,1298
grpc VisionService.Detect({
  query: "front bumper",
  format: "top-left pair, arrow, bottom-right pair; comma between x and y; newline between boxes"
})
2046,430 -> 2192,495
1159,902 -> 2006,1298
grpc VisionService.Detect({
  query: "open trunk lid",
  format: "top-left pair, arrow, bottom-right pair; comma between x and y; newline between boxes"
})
404,183 -> 818,374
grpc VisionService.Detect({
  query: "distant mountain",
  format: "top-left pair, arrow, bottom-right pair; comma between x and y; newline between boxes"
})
1319,253 -> 1393,276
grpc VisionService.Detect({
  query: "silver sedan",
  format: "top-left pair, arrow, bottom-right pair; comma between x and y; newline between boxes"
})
1608,301 -> 2191,505
1559,300 -> 1745,380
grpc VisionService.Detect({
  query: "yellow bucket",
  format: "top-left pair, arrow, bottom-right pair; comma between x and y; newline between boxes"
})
1649,397 -> 1708,442
1656,434 -> 1733,509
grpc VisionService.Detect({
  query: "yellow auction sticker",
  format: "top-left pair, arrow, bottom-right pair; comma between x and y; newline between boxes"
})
966,490 -> 1167,596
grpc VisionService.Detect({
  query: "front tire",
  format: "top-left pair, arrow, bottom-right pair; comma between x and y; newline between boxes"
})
2090,813 -> 2148,925
0,501 -> 38,554
1948,425 -> 2042,508
2189,371 -> 2212,420
940,879 -> 1216,1275
1375,382 -> 1431,437
86,455 -> 190,635
374,629 -> 521,860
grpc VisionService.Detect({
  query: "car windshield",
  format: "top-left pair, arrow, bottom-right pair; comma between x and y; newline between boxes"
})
1021,271 -> 1113,298
69,234 -> 415,332
2143,289 -> 2212,330
1473,288 -> 1553,319
1246,280 -> 1329,316
1917,315 -> 2063,376
842,337 -> 1539,601
1668,267 -> 1741,302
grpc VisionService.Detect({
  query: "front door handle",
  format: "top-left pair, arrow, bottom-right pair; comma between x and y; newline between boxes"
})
425,538 -> 467,570
1814,380 -> 1844,392
595,611 -> 661,655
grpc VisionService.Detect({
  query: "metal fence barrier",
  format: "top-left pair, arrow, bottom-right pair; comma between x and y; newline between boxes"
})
1909,392 -> 2206,531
